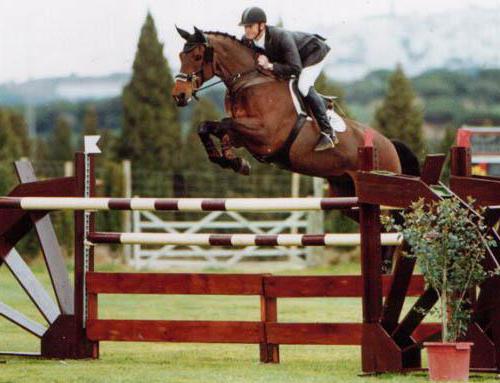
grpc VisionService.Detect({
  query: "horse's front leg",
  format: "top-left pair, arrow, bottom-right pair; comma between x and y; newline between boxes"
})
197,121 -> 226,167
197,120 -> 250,175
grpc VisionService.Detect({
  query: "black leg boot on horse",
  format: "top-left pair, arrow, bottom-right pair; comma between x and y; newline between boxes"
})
304,87 -> 339,152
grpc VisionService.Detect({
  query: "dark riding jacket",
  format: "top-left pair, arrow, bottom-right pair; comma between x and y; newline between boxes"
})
241,25 -> 330,79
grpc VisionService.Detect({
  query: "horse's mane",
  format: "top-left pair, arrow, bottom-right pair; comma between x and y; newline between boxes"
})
204,30 -> 264,54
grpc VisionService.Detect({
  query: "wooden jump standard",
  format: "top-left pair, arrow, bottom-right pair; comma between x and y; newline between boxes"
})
0,130 -> 499,374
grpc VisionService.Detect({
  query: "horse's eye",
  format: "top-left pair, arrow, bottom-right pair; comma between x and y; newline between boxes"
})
194,54 -> 203,61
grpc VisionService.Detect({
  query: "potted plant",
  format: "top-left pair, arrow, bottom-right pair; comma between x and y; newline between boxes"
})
382,196 -> 497,381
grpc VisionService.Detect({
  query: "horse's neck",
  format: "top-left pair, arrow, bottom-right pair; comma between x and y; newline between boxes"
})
209,36 -> 256,80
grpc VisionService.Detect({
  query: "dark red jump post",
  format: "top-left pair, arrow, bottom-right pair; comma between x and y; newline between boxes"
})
357,130 -> 384,373
0,154 -> 96,358
449,129 -> 500,371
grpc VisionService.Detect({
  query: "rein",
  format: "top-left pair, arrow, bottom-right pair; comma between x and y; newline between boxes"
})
175,42 -> 268,100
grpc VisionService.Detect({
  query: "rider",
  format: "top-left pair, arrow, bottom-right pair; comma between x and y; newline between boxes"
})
239,6 -> 338,151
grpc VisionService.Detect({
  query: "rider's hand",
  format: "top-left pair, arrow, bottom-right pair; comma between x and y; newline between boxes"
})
257,55 -> 273,70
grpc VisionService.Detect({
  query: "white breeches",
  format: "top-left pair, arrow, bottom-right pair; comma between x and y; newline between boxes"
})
297,50 -> 331,96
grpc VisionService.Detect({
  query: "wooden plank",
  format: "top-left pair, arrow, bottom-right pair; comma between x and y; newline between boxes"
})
360,202 -> 383,324
13,160 -> 74,315
402,275 -> 425,296
412,323 -> 441,343
0,351 -> 42,357
381,243 -> 417,332
87,320 -> 263,343
86,272 -> 264,295
266,323 -> 362,345
0,302 -> 47,337
420,154 -> 446,185
32,215 -> 74,315
260,277 -> 279,363
450,146 -> 471,177
265,275 -> 425,298
265,275 -> 363,297
392,288 -> 439,344
87,273 -> 425,298
4,248 -> 59,323
450,176 -> 500,207
356,172 -> 439,207
10,172 -> 77,198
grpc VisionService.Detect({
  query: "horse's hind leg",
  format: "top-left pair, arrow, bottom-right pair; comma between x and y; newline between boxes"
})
198,121 -> 249,175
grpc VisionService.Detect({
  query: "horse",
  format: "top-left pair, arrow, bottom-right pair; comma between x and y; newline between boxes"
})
171,26 -> 420,199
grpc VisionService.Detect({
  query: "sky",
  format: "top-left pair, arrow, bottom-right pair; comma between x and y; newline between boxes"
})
1,0 -> 499,83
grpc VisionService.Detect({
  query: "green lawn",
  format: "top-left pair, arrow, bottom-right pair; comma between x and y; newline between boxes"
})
0,261 -> 497,382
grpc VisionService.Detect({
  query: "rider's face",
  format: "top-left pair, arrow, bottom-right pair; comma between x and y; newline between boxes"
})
244,23 -> 264,40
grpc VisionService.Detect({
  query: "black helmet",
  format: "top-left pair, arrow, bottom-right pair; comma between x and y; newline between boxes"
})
239,7 -> 267,26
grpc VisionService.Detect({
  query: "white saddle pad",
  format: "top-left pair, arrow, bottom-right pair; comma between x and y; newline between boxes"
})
327,108 -> 347,132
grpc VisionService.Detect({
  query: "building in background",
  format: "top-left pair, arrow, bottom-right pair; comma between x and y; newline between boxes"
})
463,126 -> 500,176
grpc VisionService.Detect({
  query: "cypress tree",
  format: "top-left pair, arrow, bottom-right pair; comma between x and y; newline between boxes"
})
34,137 -> 49,161
119,12 -> 180,175
9,110 -> 31,156
82,105 -> 98,136
0,108 -> 22,194
49,115 -> 73,161
374,65 -> 425,159
0,108 -> 23,161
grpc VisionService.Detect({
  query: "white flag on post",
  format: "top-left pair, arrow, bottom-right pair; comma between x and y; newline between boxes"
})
84,135 -> 101,154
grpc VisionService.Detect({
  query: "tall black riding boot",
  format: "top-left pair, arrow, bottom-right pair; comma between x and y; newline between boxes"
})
304,87 -> 339,151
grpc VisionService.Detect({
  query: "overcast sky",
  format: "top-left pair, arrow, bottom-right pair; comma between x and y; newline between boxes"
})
1,0 -> 499,83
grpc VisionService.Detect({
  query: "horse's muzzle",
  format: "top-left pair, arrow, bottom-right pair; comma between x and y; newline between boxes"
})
173,93 -> 191,107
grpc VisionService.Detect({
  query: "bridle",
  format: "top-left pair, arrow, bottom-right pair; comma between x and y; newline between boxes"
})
175,43 -> 217,99
175,42 -> 262,100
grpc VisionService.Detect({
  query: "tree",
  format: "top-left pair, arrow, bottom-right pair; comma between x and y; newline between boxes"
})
82,105 -> 98,136
33,136 -> 49,162
315,71 -> 351,118
10,110 -> 31,156
0,108 -> 23,161
49,115 -> 73,161
181,98 -> 222,172
119,12 -> 180,176
374,65 -> 425,159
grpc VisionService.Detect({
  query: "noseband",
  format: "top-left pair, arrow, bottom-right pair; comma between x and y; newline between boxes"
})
175,44 -> 216,97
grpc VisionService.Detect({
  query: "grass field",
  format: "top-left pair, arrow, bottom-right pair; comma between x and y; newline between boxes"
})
0,260 -> 497,382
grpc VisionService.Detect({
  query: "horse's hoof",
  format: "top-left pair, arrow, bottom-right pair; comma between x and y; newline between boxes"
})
314,133 -> 338,152
237,159 -> 251,176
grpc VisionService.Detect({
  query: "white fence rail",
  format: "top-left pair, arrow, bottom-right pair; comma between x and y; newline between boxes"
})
131,210 -> 315,269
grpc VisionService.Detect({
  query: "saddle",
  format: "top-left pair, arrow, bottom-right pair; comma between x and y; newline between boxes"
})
252,79 -> 345,168
290,79 -> 337,116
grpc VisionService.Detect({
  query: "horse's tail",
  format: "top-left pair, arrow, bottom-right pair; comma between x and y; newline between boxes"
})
391,139 -> 420,177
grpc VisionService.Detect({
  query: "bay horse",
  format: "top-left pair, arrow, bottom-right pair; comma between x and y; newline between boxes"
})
171,27 -> 420,199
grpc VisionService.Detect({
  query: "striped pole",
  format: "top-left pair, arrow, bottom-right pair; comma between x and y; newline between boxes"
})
88,232 -> 402,247
0,197 -> 358,212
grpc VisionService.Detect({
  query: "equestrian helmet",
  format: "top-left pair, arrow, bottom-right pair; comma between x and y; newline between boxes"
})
239,7 -> 267,26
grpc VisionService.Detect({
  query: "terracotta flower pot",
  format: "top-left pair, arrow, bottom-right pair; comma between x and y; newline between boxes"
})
424,342 -> 473,381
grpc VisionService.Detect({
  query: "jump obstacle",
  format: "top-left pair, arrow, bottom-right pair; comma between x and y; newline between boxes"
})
0,129 -> 499,374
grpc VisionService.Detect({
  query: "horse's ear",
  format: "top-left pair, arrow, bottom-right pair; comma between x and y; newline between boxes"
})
175,25 -> 191,40
193,26 -> 207,43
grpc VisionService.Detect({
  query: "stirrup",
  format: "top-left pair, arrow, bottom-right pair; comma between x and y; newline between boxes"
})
314,132 -> 338,152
